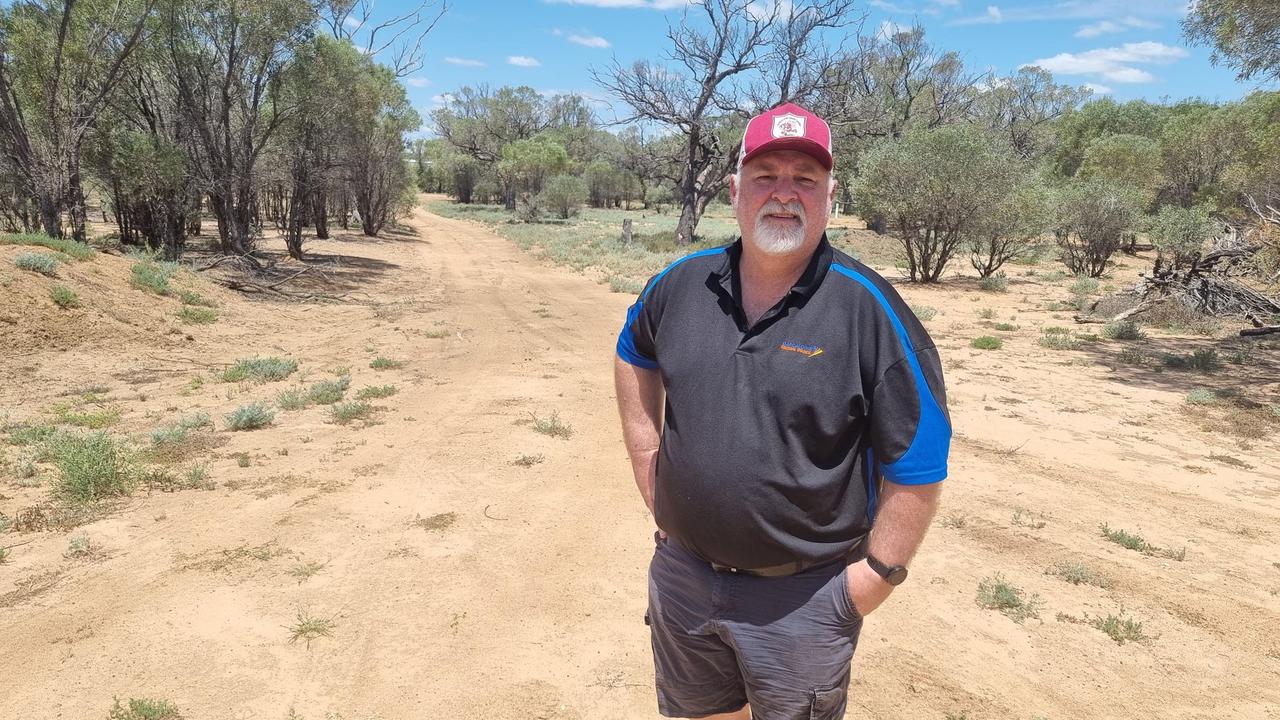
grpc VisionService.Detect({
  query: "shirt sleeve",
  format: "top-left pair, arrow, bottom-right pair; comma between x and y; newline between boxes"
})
869,343 -> 951,485
615,276 -> 661,370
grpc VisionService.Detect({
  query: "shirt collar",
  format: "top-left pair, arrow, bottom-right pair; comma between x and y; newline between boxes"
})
713,234 -> 833,303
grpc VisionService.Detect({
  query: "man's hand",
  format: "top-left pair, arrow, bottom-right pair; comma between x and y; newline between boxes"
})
845,560 -> 895,617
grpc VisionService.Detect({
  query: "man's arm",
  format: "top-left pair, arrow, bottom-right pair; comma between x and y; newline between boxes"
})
613,356 -> 665,516
846,480 -> 942,616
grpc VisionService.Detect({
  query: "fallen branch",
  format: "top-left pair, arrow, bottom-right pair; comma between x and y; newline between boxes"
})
1240,325 -> 1280,337
1074,299 -> 1162,325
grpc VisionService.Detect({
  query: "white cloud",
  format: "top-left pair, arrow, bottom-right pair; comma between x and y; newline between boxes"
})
1075,19 -> 1122,37
445,57 -> 485,67
1075,15 -> 1162,37
1085,83 -> 1113,95
951,0 -> 1182,26
568,33 -> 611,48
1028,41 -> 1186,83
544,0 -> 688,8
342,15 -> 361,28
508,55 -> 542,67
406,77 -> 431,88
746,0 -> 793,21
931,0 -> 960,5
954,4 -> 1003,24
431,93 -> 455,105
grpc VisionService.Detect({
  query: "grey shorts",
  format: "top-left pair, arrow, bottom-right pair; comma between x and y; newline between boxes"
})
646,534 -> 864,719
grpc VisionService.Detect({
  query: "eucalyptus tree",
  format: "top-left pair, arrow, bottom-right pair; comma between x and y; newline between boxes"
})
0,0 -> 155,240
163,0 -> 314,257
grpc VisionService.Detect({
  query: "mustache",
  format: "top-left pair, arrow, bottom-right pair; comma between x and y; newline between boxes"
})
756,201 -> 806,224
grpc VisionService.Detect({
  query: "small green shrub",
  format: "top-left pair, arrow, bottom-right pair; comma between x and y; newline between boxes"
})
355,384 -> 397,400
14,252 -> 59,275
976,573 -> 1042,623
53,403 -> 121,429
607,275 -> 645,294
1160,349 -> 1222,373
50,284 -> 80,308
970,336 -> 1002,350
7,423 -> 57,447
513,453 -> 544,467
1040,270 -> 1068,282
328,400 -> 374,425
179,306 -> 217,324
911,305 -> 937,321
1102,320 -> 1144,340
531,411 -> 574,438
50,431 -> 133,503
1117,347 -> 1146,365
306,376 -> 350,405
130,259 -> 178,295
1038,331 -> 1080,350
222,357 -> 298,383
978,272 -> 1008,292
288,609 -> 336,647
177,289 -> 216,307
0,546 -> 9,563
1185,388 -> 1218,405
64,532 -> 95,558
1091,612 -> 1148,645
369,357 -> 406,370
1046,561 -> 1112,588
992,322 -> 1017,331
276,388 -> 308,411
108,696 -> 184,720
977,307 -> 996,319
1100,523 -> 1150,552
224,403 -> 274,431
1069,276 -> 1100,296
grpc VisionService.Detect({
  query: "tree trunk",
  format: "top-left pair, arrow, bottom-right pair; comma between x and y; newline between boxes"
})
38,193 -> 62,238
313,192 -> 328,239
68,156 -> 87,243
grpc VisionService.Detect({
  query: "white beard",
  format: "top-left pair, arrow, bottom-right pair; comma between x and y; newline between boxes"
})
750,201 -> 808,255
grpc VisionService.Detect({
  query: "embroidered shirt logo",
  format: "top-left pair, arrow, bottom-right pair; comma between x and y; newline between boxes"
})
779,341 -> 824,358
771,113 -> 806,139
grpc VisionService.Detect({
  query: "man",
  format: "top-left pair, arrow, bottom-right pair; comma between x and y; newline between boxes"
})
613,103 -> 951,720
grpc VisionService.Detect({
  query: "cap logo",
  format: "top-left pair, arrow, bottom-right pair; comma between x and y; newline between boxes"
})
771,113 -> 806,139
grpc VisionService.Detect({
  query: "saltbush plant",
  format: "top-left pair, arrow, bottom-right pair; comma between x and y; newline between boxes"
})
224,403 -> 275,431
15,252 -> 59,275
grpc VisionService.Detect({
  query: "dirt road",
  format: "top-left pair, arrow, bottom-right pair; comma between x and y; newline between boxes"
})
2,201 -> 1278,719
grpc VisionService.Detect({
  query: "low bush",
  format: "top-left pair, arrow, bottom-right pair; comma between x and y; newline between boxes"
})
978,272 -> 1008,292
976,573 -> 1042,623
1102,320 -> 1144,340
222,357 -> 298,383
369,357 -> 406,370
306,376 -> 350,405
15,252 -> 59,275
911,305 -> 938,321
224,403 -> 274,431
108,697 -> 183,720
49,285 -> 80,308
355,384 -> 397,400
179,306 -> 217,324
130,258 -> 178,295
49,431 -> 134,503
970,336 -> 1002,350
328,400 -> 374,425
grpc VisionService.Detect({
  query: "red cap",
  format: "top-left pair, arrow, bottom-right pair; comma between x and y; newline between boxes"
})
738,102 -> 833,171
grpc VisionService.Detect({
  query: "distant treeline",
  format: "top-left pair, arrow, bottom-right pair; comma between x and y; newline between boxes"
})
423,20 -> 1278,281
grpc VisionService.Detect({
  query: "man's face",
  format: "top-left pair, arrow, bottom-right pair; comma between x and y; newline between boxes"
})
731,150 -> 835,257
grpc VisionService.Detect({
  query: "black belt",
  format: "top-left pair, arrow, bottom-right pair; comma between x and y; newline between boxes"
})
705,537 -> 865,578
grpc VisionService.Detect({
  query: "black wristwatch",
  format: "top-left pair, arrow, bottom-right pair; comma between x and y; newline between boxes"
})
866,554 -> 909,586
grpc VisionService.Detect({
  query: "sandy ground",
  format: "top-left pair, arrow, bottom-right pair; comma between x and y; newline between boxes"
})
2,199 -> 1279,720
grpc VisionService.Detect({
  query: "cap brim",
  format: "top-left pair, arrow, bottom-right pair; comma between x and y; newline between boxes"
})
741,138 -> 833,171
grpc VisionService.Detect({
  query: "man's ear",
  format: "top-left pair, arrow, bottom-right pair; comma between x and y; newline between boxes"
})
829,176 -> 838,204
728,173 -> 738,207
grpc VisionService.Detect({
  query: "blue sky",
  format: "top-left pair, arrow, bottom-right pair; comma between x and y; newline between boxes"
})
369,0 -> 1271,135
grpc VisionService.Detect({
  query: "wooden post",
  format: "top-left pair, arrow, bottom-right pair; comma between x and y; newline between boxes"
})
621,218 -> 633,245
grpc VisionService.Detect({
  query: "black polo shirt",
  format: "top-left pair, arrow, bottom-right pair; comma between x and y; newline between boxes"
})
616,236 -> 951,570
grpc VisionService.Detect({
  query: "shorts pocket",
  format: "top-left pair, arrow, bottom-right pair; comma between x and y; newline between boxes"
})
833,567 -> 864,625
810,685 -> 847,720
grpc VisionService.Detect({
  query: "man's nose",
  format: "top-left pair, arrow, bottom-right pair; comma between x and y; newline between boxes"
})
770,178 -> 798,203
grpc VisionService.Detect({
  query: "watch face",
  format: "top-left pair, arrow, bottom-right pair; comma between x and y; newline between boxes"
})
886,566 -> 909,586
